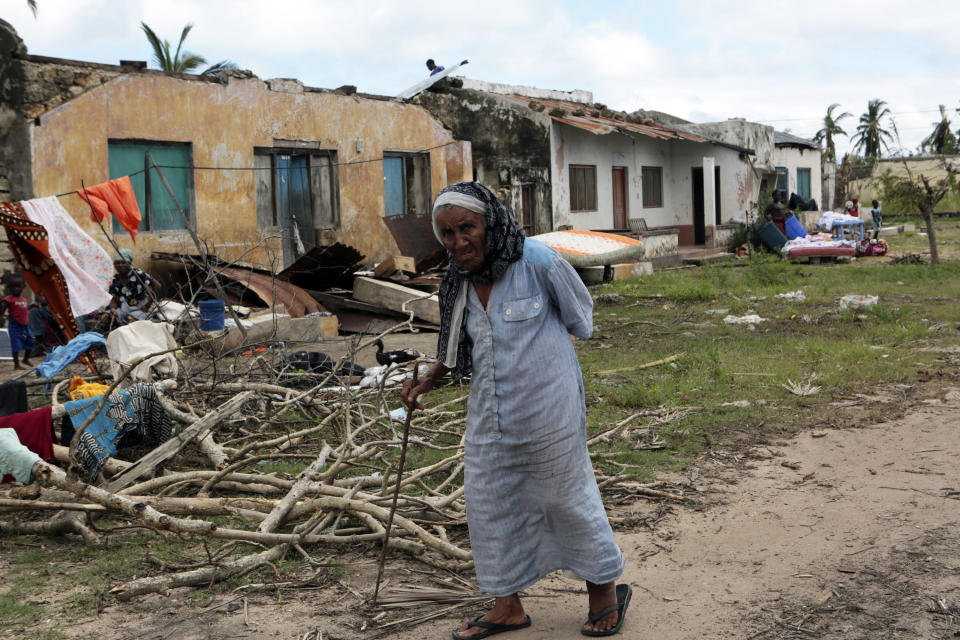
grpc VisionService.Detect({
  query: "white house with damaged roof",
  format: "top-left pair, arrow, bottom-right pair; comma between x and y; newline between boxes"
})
416,79 -> 767,253
677,118 -> 823,211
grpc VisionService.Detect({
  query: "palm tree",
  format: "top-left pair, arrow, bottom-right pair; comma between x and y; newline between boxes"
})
140,22 -> 237,76
26,0 -> 37,16
920,105 -> 953,154
813,103 -> 852,162
852,99 -> 894,160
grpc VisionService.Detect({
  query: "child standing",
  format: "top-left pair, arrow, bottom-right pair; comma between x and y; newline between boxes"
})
871,199 -> 882,239
0,275 -> 35,370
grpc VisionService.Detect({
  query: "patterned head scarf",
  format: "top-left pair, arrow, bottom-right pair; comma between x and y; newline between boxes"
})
433,182 -> 525,378
114,249 -> 134,265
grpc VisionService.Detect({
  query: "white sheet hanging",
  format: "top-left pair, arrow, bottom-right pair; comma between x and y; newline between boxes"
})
20,196 -> 113,317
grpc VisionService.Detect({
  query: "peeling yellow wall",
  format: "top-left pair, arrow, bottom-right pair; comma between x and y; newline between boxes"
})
29,74 -> 472,270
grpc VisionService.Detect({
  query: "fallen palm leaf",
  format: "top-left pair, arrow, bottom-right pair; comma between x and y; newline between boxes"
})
782,373 -> 821,396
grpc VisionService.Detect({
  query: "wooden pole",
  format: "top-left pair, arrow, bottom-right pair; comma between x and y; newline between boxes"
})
373,364 -> 418,605
145,154 -> 249,340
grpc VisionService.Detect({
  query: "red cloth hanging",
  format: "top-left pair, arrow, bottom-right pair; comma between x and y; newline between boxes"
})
77,176 -> 142,243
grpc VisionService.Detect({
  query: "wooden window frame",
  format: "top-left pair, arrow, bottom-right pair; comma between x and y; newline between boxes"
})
383,151 -> 431,216
641,166 -> 664,208
254,147 -> 340,230
569,164 -> 597,212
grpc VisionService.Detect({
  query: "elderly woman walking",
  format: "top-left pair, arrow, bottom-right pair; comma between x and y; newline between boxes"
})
401,182 -> 630,638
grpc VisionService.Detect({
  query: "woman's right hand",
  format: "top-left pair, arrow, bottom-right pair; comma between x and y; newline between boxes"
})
400,362 -> 449,410
401,374 -> 435,410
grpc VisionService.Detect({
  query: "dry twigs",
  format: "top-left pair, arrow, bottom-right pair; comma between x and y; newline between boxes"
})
1,327 -> 677,615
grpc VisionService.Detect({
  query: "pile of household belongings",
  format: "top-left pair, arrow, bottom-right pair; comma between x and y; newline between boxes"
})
761,211 -> 859,259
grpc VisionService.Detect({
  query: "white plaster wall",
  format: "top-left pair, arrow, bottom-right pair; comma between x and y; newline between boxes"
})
549,123 -> 757,231
772,146 -> 822,207
551,122 -> 678,230
666,142 -> 754,225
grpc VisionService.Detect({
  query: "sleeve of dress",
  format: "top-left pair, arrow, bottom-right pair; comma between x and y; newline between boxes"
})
546,255 -> 593,339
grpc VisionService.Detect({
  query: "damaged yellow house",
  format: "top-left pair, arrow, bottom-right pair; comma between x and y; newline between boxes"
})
0,20 -> 471,273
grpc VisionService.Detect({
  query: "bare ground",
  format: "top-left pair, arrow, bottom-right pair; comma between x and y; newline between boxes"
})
30,382 -> 954,640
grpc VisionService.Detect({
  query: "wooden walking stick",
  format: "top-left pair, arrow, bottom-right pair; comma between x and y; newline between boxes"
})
372,363 -> 419,605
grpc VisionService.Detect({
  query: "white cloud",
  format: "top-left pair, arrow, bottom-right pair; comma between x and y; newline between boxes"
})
4,0 -> 958,154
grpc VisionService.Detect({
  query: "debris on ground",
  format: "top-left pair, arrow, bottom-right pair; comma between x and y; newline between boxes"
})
775,290 -> 806,301
723,314 -> 767,325
839,294 -> 878,312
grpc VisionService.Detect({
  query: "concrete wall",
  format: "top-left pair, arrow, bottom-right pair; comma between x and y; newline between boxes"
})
848,156 -> 960,207
549,122 -> 674,230
679,119 -> 775,171
19,67 -> 470,270
415,88 -> 553,234
459,79 -> 592,104
771,145 -> 822,207
548,121 -> 755,245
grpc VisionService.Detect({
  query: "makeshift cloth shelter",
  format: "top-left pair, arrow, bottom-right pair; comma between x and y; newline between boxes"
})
0,201 -> 82,342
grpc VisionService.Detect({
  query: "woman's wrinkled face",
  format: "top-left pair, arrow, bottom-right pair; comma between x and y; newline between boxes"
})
114,260 -> 130,277
436,206 -> 486,272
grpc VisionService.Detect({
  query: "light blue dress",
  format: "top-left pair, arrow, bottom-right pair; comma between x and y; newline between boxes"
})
463,238 -> 625,597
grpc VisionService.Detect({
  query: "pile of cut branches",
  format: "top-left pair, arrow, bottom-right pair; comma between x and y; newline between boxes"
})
0,333 -> 689,608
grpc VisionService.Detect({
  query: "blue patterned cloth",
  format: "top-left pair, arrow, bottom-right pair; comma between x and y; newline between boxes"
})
462,239 -> 624,596
34,332 -> 106,380
61,383 -> 172,480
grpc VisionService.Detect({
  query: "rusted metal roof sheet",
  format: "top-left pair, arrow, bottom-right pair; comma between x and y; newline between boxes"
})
216,267 -> 323,318
502,95 -> 710,144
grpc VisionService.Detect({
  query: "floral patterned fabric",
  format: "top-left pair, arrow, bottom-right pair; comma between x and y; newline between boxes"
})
20,197 -> 113,317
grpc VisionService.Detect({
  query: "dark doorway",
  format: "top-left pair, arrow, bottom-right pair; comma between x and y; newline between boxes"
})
612,166 -> 628,229
714,165 -> 721,224
691,166 -> 722,243
692,167 -> 705,244
520,184 -> 534,235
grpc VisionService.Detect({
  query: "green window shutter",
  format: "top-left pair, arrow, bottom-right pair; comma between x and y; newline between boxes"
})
797,168 -> 811,199
147,145 -> 192,230
774,167 -> 788,195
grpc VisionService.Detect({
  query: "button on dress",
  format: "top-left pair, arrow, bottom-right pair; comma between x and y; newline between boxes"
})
462,238 -> 624,596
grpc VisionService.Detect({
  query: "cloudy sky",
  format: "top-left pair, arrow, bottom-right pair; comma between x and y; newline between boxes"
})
5,0 -> 959,156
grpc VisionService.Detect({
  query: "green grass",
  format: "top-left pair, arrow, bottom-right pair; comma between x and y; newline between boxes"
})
3,223 -> 960,638
576,224 -> 960,478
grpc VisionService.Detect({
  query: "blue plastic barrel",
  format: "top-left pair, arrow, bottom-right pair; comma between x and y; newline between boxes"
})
198,299 -> 225,330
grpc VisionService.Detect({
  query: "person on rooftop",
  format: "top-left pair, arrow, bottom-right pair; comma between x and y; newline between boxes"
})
426,58 -> 445,76
401,182 -> 631,638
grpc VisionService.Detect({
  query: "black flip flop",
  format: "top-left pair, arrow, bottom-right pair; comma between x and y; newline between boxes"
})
581,583 -> 632,636
451,614 -> 532,640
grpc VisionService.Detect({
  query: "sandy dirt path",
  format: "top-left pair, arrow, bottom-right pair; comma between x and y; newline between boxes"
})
66,391 -> 959,640
396,394 -> 960,640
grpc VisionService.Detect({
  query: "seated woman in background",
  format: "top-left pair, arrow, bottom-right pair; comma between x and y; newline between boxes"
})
108,250 -> 161,326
